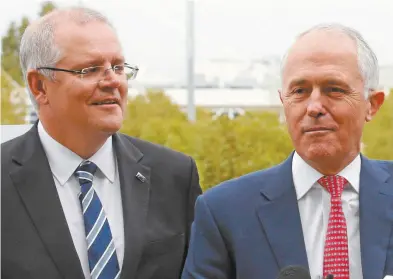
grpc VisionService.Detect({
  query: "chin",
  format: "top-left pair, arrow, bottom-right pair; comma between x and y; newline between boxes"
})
101,125 -> 122,135
95,119 -> 123,135
303,143 -> 338,160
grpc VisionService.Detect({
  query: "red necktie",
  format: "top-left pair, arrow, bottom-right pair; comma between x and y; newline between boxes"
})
318,175 -> 350,279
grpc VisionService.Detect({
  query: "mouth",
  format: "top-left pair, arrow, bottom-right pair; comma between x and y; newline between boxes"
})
91,99 -> 119,106
303,127 -> 335,133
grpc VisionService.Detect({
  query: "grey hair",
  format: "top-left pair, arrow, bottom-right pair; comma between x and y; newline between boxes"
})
19,6 -> 114,111
280,23 -> 379,98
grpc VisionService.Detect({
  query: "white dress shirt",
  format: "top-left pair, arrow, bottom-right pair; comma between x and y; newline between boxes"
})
292,151 -> 362,279
38,122 -> 125,279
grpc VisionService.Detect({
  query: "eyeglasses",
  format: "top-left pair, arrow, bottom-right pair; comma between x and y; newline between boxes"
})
37,63 -> 139,83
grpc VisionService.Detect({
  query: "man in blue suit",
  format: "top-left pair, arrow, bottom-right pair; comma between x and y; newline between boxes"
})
182,23 -> 393,279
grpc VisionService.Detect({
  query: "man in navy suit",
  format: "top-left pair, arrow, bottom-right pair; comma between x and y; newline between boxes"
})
182,23 -> 393,279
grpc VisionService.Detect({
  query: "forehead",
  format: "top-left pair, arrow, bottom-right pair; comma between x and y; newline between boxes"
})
54,21 -> 123,65
282,30 -> 362,85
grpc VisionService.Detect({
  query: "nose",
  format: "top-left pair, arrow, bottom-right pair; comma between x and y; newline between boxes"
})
306,89 -> 327,118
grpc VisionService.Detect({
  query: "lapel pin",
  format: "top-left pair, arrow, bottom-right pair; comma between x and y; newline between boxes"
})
135,172 -> 146,183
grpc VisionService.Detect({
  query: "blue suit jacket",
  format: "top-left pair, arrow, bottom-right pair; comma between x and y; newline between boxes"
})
182,153 -> 393,279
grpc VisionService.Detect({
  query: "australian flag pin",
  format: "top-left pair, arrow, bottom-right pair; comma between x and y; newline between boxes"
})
136,172 -> 146,183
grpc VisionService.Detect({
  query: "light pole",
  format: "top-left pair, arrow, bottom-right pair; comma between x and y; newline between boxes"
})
186,0 -> 196,122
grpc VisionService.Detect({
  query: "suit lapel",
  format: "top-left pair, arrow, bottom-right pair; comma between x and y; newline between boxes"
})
9,124 -> 84,279
113,134 -> 151,279
256,153 -> 309,270
359,156 -> 393,279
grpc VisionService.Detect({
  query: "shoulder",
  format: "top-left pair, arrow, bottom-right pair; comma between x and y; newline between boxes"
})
1,131 -> 32,162
202,160 -> 289,205
368,158 -> 393,174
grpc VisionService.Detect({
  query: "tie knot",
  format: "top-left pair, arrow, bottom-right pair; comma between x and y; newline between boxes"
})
74,160 -> 97,183
318,175 -> 348,197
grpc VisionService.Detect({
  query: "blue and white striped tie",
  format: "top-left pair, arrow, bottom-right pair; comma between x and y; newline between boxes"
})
75,160 -> 120,279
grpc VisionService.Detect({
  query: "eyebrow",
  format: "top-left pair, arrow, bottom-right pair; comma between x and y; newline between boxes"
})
287,77 -> 350,88
324,79 -> 348,86
112,57 -> 125,64
287,79 -> 308,88
68,59 -> 102,69
70,56 -> 125,69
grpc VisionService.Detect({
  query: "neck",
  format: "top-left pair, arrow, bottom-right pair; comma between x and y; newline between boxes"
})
303,151 -> 359,176
40,119 -> 111,159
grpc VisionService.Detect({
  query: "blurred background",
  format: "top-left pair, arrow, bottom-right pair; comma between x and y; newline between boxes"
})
1,0 -> 392,190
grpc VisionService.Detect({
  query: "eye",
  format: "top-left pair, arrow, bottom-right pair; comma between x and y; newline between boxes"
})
113,65 -> 125,74
293,88 -> 307,94
327,87 -> 346,93
81,67 -> 100,74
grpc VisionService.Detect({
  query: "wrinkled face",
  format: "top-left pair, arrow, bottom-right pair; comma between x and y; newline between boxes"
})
41,20 -> 128,136
280,30 -> 381,165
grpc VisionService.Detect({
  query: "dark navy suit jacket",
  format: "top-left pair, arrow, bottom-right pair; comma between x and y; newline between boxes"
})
182,153 -> 393,279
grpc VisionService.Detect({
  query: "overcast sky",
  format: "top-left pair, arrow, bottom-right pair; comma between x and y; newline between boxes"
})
1,0 -> 392,83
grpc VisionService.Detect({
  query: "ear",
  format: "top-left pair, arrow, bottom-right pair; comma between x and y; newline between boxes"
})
27,69 -> 50,107
365,90 -> 385,122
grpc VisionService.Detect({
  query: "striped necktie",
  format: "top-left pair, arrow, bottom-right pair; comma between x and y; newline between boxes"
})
75,160 -> 120,279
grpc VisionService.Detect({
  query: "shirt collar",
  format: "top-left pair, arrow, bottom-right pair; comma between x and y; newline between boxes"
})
38,121 -> 116,186
292,151 -> 361,200
337,154 -> 360,194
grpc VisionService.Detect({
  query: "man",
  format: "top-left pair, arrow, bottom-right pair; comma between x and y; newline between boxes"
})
182,24 -> 393,279
1,7 -> 202,279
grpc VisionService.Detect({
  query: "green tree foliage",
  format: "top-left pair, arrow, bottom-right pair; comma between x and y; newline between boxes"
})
121,89 -> 198,156
121,90 -> 293,190
363,90 -> 393,160
191,112 -> 293,188
1,1 -> 57,124
39,1 -> 57,17
1,18 -> 29,85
